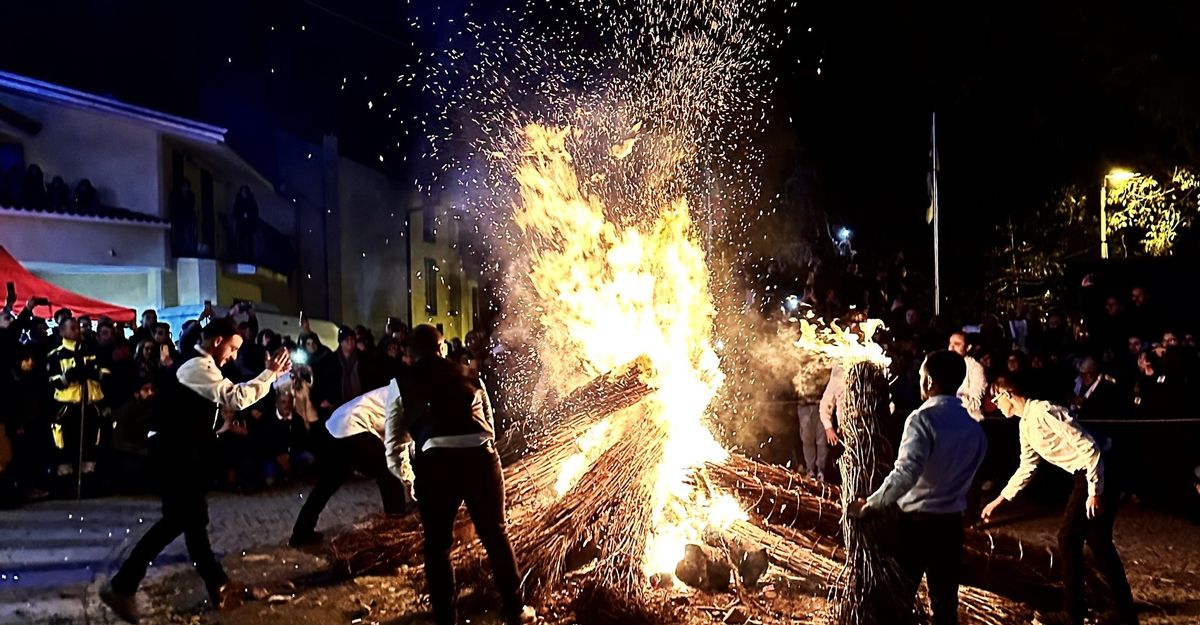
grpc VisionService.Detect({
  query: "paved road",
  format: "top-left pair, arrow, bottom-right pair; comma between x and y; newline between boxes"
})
0,480 -> 381,624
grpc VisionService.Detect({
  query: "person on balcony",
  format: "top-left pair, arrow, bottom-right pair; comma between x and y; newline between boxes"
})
233,186 -> 258,263
170,178 -> 198,256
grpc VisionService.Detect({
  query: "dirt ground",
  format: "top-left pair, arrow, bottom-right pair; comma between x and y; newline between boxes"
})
136,503 -> 1200,625
999,504 -> 1200,625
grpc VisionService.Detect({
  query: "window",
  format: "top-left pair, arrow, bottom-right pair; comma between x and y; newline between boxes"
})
447,274 -> 461,316
424,258 -> 438,315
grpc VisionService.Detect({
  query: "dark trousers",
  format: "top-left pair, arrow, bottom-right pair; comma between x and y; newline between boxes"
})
1059,471 -> 1135,623
414,444 -> 522,625
292,431 -> 408,536
896,511 -> 964,625
111,476 -> 227,596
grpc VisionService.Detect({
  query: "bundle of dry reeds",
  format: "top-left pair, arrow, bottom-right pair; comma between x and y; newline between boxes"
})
829,362 -> 912,625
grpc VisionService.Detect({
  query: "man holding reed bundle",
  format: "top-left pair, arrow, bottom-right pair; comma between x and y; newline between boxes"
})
849,350 -> 988,625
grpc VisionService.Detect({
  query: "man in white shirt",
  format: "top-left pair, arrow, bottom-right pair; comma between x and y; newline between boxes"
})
289,382 -> 414,547
102,318 -> 290,624
982,373 -> 1136,625
947,332 -> 986,422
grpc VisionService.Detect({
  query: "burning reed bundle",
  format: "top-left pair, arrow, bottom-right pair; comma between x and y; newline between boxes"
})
505,408 -> 665,601
330,357 -> 655,575
829,362 -> 912,625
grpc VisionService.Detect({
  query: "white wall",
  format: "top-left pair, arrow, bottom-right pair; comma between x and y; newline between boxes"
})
0,92 -> 163,216
27,268 -> 161,315
0,211 -> 168,268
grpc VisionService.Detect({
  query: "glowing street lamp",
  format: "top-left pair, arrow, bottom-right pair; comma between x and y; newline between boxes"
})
1100,168 -> 1139,259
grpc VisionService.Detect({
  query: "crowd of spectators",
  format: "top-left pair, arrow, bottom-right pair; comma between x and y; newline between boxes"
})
769,251 -> 1200,518
0,292 -> 488,508
761,249 -> 1197,423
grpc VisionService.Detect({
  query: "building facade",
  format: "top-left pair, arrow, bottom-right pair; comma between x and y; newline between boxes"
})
0,71 -> 297,325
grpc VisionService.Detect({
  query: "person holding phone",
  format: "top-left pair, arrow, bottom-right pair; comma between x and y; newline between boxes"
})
101,318 -> 290,623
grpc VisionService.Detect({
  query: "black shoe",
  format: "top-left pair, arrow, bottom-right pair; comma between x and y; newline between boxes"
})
288,530 -> 324,547
99,583 -> 140,624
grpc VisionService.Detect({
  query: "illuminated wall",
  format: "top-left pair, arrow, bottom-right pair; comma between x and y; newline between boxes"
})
407,204 -> 477,342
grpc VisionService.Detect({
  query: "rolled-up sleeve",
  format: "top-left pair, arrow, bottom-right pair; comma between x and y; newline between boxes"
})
178,359 -> 275,410
1000,427 -> 1041,501
818,365 -> 843,431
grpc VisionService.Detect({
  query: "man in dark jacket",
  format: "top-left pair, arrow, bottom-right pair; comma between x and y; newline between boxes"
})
100,319 -> 290,624
312,326 -> 362,419
383,324 -> 529,625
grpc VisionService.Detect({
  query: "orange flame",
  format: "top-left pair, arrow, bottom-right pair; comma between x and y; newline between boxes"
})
512,123 -> 741,578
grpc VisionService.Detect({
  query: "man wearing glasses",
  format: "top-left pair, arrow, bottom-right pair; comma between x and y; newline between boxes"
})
982,373 -> 1137,625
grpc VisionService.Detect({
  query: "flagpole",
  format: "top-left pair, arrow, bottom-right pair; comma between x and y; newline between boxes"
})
931,112 -> 941,317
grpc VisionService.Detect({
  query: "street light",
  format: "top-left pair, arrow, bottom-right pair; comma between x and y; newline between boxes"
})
1100,168 -> 1140,259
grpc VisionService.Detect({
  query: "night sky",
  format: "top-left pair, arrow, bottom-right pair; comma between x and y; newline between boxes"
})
3,0 -> 1199,302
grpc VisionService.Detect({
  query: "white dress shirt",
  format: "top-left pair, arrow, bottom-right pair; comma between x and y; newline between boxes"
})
176,351 -> 276,430
1000,399 -> 1105,499
956,355 -> 987,422
325,382 -> 397,440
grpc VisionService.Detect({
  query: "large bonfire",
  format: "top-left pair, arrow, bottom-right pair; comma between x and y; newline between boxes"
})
331,0 -> 1064,622
331,124 -> 1056,624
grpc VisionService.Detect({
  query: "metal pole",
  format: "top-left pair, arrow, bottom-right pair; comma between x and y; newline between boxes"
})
931,113 -> 941,316
1099,178 -> 1109,259
76,367 -> 86,499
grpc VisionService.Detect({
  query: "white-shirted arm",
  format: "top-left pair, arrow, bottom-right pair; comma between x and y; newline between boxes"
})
1000,419 -> 1042,500
383,378 -> 412,480
818,365 -> 843,430
1045,405 -> 1105,496
958,358 -> 986,421
479,378 -> 495,429
177,358 -> 276,410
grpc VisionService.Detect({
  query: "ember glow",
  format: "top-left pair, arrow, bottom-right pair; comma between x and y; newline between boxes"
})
511,123 -> 741,578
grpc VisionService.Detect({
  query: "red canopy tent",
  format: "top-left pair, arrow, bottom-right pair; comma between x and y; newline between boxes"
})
0,246 -> 137,323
